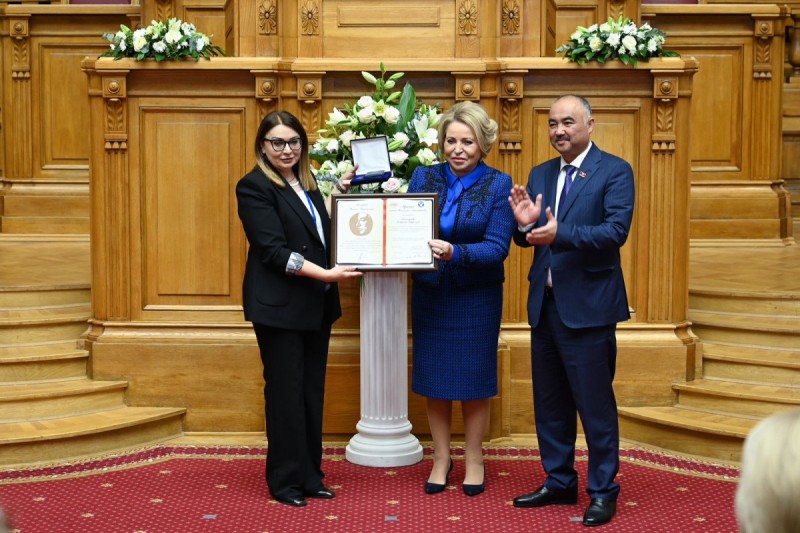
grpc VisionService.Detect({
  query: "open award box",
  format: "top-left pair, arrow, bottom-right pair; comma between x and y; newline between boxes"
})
350,135 -> 392,185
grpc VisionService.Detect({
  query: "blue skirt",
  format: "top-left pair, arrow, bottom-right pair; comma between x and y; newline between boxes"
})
411,281 -> 502,401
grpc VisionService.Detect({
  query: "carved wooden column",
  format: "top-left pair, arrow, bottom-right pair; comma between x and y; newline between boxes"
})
649,76 -> 683,323
296,74 -> 321,140
751,15 -> 784,181
96,73 -> 131,323
8,17 -> 31,180
498,75 -> 525,323
254,74 -> 279,120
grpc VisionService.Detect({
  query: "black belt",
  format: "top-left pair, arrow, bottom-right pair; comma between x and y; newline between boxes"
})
544,286 -> 554,299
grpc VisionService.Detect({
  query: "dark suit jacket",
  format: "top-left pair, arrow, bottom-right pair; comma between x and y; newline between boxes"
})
236,168 -> 341,331
514,144 -> 634,329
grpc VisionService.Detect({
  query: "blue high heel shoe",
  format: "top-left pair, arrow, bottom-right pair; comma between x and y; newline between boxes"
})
462,463 -> 485,496
424,458 -> 454,494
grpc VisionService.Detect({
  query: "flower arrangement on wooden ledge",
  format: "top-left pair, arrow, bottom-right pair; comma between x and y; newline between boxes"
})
100,19 -> 225,62
311,63 -> 442,197
556,16 -> 679,66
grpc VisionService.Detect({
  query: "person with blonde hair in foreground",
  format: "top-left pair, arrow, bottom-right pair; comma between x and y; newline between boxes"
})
736,408 -> 800,533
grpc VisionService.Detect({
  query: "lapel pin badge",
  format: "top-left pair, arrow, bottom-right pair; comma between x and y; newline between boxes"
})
578,171 -> 587,178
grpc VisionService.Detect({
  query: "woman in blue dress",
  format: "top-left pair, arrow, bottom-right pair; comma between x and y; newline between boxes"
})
409,101 -> 515,496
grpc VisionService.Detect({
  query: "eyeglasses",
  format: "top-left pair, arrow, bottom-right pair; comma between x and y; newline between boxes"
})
265,137 -> 302,152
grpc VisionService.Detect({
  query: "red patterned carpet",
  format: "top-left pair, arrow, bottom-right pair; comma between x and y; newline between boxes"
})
0,445 -> 738,532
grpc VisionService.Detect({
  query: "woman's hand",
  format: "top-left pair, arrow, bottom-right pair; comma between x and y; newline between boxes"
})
326,265 -> 363,282
336,164 -> 360,194
428,239 -> 454,261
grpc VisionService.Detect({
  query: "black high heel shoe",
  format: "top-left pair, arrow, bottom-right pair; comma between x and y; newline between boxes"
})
424,458 -> 454,494
462,463 -> 485,496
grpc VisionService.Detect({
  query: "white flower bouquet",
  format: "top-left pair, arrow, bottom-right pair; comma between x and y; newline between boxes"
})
100,19 -> 225,62
311,63 -> 442,196
556,16 -> 679,66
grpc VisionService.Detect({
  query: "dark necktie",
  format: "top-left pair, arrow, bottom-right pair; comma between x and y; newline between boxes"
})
558,165 -> 576,215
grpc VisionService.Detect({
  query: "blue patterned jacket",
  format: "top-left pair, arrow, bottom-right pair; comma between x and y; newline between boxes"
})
409,163 -> 515,289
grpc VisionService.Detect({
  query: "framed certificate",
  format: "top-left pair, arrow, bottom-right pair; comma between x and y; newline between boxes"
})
331,193 -> 439,271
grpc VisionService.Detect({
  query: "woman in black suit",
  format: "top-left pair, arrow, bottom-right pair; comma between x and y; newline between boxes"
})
236,111 -> 361,507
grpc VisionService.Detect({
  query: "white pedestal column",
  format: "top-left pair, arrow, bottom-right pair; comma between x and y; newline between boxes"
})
346,271 -> 424,467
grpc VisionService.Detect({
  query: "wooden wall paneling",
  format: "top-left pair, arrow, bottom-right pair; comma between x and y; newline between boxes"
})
499,0 -> 525,56
642,5 -> 791,243
784,77 -> 800,229
181,0 -> 227,49
553,0 -> 599,52
0,5 -> 140,234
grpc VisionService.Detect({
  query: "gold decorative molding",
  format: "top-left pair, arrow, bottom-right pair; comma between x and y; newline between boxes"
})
259,0 -> 278,35
458,0 -> 478,36
502,0 -> 521,35
301,1 -> 320,35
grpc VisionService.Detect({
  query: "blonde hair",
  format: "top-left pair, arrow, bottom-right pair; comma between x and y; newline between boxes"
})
736,408 -> 800,533
254,111 -> 316,191
437,101 -> 498,158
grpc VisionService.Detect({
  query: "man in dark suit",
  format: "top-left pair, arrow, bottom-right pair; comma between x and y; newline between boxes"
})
508,95 -> 634,527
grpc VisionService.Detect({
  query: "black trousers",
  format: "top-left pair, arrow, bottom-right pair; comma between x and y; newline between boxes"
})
252,322 -> 331,500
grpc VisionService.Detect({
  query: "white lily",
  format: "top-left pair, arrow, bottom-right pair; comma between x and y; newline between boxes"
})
413,116 -> 438,147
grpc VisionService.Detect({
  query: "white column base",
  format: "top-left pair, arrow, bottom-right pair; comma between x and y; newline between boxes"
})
346,271 -> 423,468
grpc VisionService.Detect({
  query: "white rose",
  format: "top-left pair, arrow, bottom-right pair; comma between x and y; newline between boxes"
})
133,35 -> 148,52
393,132 -> 410,147
622,35 -> 637,52
357,107 -> 375,124
589,37 -> 604,52
389,150 -> 409,165
383,106 -> 400,124
339,130 -> 357,147
599,23 -> 611,33
152,41 -> 167,53
336,160 -> 354,174
357,95 -> 374,108
416,148 -> 437,165
606,33 -> 621,47
381,178 -> 402,192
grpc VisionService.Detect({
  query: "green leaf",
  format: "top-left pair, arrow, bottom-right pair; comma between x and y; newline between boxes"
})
397,83 -> 417,130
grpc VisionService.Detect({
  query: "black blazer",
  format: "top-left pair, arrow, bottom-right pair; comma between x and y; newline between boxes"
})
236,168 -> 342,330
